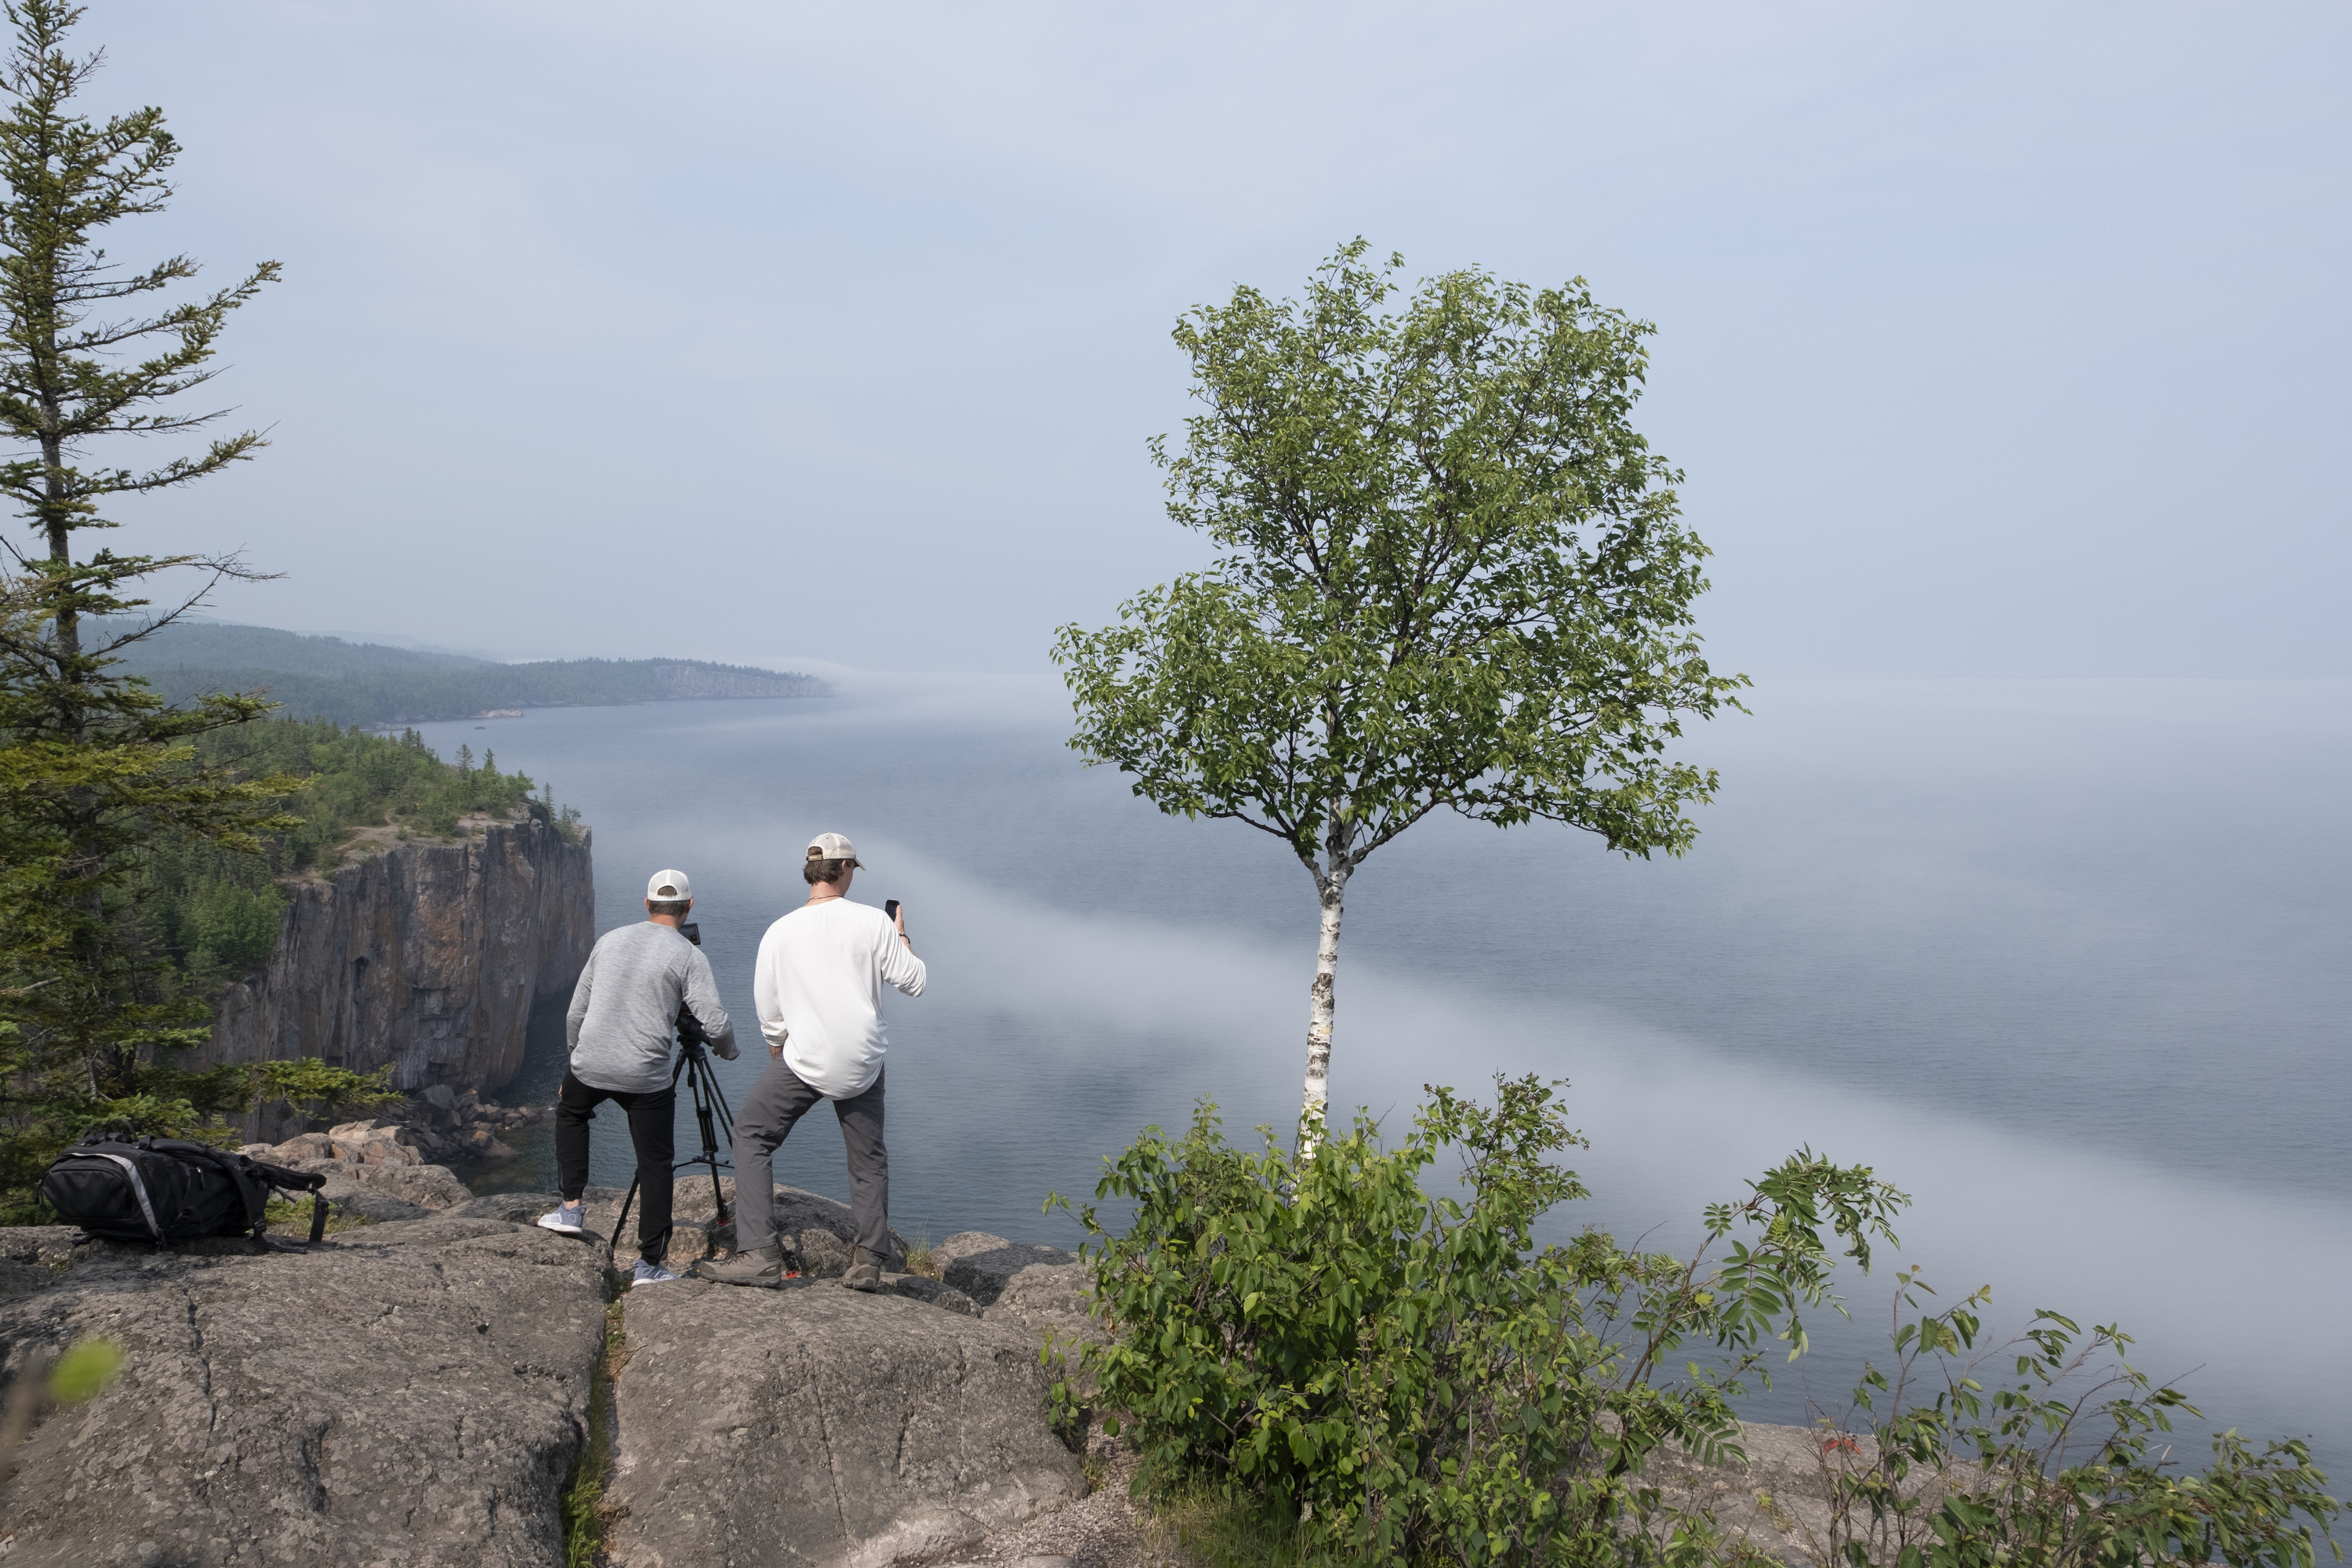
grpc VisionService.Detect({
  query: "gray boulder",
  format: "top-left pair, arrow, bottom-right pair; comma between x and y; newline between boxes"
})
794,1227 -> 855,1277
1642,1419 -> 1969,1563
935,1232 -> 1102,1348
989,1262 -> 1102,1349
933,1232 -> 1075,1306
285,1156 -> 474,1214
0,1214 -> 608,1567
880,1272 -> 981,1316
605,1279 -> 1084,1568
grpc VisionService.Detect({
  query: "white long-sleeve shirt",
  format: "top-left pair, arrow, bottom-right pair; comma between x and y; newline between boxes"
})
753,898 -> 927,1098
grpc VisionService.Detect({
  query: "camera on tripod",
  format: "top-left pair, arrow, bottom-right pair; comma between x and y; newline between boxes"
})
673,922 -> 712,1051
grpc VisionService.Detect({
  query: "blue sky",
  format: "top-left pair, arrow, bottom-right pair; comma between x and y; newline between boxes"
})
83,1 -> 2351,674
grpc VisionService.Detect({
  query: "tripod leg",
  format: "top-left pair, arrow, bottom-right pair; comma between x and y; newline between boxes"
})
696,1114 -> 724,1222
673,1051 -> 735,1247
702,1056 -> 738,1187
610,1177 -> 640,1265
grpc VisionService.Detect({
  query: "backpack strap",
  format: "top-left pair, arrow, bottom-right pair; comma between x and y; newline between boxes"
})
247,1157 -> 331,1245
73,1149 -> 165,1243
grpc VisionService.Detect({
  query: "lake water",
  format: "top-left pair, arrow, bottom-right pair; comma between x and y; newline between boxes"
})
413,675 -> 2352,1475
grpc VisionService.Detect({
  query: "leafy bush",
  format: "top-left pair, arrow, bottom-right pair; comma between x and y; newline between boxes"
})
1054,1079 -> 2341,1568
1052,1076 -> 1907,1566
1787,1272 -> 2340,1568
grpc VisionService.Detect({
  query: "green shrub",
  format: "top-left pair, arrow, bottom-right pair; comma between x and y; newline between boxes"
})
1052,1076 -> 1907,1566
1055,1078 -> 2341,1568
1792,1272 -> 2340,1568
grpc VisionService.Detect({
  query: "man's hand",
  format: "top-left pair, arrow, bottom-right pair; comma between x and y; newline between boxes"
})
768,1040 -> 784,1061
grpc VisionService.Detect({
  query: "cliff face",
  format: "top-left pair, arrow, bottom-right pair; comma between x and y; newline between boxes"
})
198,814 -> 593,1105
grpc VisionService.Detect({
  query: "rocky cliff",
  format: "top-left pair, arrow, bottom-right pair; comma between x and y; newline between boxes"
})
196,811 -> 593,1123
0,1180 -> 1108,1568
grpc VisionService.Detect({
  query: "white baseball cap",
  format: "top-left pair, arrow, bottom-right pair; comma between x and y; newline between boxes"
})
805,833 -> 860,866
645,869 -> 692,902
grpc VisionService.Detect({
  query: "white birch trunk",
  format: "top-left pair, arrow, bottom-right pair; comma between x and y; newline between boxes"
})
1298,867 -> 1347,1156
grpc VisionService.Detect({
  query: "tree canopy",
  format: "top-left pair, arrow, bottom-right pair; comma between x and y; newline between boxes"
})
0,1 -> 379,1217
1055,241 -> 1746,1136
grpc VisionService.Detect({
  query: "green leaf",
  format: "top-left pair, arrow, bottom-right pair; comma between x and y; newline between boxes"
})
49,1338 -> 124,1404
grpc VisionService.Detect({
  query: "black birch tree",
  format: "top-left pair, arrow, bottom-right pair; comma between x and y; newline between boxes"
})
1054,242 -> 1746,1147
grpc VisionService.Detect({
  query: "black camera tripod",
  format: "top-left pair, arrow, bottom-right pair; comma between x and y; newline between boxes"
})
607,1005 -> 735,1265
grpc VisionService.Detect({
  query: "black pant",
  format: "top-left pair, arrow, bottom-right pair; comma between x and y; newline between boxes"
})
555,1069 -> 675,1265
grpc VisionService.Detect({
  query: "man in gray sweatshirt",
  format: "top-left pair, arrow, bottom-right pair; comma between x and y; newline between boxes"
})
539,868 -> 737,1285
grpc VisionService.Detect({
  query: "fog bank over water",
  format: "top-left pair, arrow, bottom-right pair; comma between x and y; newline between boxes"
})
817,846 -> 2352,1465
415,673 -> 2350,1470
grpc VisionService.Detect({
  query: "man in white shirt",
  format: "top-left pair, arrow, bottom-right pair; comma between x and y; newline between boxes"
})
700,832 -> 925,1291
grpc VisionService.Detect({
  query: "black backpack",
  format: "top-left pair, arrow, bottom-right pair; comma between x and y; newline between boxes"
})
40,1134 -> 331,1247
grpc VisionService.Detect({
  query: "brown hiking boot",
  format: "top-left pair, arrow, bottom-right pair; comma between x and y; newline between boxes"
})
696,1243 -> 788,1287
840,1248 -> 885,1293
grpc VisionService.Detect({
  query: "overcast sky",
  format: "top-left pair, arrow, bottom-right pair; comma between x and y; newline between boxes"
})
77,1 -> 2351,675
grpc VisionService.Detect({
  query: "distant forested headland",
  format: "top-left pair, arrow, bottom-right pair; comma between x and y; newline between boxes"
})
107,620 -> 828,727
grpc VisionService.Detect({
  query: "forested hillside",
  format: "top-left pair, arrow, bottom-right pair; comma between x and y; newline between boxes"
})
108,620 -> 826,726
146,717 -> 565,994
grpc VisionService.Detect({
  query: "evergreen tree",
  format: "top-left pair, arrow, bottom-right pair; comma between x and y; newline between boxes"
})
0,2 -> 379,1215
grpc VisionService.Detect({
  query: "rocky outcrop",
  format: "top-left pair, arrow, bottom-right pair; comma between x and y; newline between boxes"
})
0,1189 -> 1097,1568
605,1280 -> 1087,1568
466,1178 -> 914,1279
245,1092 -> 548,1169
0,1214 -> 609,1567
399,1081 -> 547,1160
935,1232 -> 1103,1349
291,1156 -> 477,1218
196,811 -> 592,1127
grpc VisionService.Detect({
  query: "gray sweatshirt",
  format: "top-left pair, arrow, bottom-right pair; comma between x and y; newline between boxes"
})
565,922 -> 738,1093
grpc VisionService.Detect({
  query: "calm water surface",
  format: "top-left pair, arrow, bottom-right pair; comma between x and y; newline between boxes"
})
416,676 -> 2352,1472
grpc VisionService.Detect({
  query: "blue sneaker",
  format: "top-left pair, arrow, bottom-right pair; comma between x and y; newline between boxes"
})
632,1259 -> 681,1286
536,1201 -> 584,1234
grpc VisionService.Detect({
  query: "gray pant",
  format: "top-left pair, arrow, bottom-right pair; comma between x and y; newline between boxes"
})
732,1060 -> 890,1262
